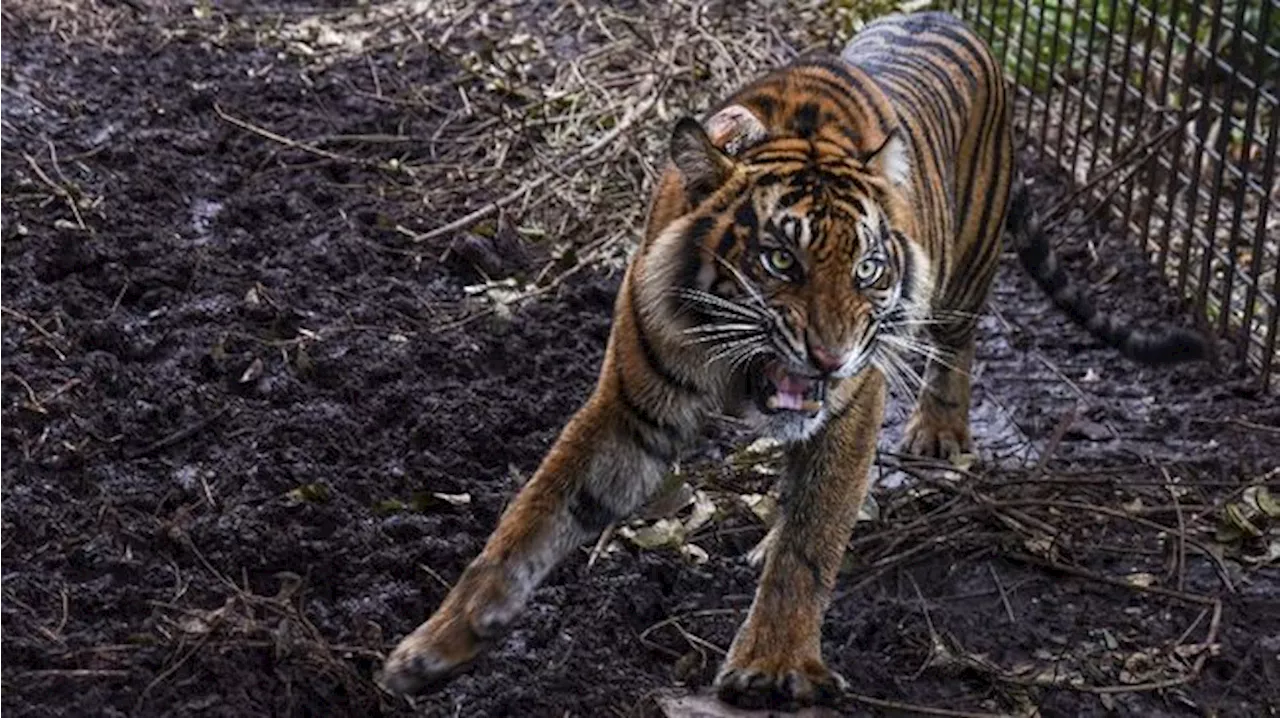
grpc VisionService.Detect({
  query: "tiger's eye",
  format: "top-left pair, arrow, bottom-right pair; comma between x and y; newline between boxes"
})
762,248 -> 797,277
855,257 -> 884,286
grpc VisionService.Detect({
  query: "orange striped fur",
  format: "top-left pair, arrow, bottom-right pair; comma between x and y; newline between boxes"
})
380,11 -> 1206,709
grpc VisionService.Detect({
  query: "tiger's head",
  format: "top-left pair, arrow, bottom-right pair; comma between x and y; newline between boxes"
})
644,103 -> 934,440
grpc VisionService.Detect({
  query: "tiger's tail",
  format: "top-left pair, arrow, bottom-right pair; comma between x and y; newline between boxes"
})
1006,179 -> 1209,365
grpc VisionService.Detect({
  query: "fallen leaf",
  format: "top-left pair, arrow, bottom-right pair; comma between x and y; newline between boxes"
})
1243,537 -> 1280,566
431,492 -> 471,507
409,491 -> 472,512
373,498 -> 407,515
950,452 -> 977,471
620,518 -> 685,550
857,492 -> 880,522
1224,502 -> 1264,538
239,357 -> 264,383
679,543 -> 709,564
287,483 -> 330,504
683,491 -> 718,534
640,476 -> 694,520
1244,485 -> 1280,519
738,493 -> 777,525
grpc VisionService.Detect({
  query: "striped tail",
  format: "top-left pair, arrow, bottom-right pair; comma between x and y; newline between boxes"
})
1006,179 -> 1209,365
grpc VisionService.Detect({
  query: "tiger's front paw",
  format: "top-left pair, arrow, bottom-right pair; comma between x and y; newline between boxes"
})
715,654 -> 846,710
902,406 -> 971,460
378,560 -> 517,696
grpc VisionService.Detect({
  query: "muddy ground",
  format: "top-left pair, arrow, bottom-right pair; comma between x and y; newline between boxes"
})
3,2 -> 1278,717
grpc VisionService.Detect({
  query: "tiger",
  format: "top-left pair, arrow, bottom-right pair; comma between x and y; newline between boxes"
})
378,10 -> 1206,709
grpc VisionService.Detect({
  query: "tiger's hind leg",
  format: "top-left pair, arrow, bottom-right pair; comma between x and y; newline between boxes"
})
902,332 -> 977,459
904,111 -> 1012,459
902,228 -> 1001,460
902,224 -> 1003,460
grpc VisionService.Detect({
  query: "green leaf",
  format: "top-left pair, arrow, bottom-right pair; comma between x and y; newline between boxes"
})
287,483 -> 330,504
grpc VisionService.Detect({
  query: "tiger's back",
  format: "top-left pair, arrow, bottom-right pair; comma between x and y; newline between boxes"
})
843,11 -> 1014,333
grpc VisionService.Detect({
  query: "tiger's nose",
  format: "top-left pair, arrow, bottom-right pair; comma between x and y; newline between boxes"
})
807,339 -> 844,374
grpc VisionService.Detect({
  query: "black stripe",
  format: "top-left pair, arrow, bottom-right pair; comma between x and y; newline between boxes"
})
569,488 -> 618,534
865,53 -> 967,117
896,234 -> 916,302
615,366 -> 667,431
614,368 -> 680,463
733,200 -> 758,232
679,215 -> 717,292
967,99 -> 1011,276
790,102 -> 821,138
794,73 -> 872,128
931,22 -> 1001,89
871,68 -> 955,150
909,21 -> 995,89
866,58 -> 964,150
799,66 -> 894,138
742,148 -> 810,164
715,226 -> 738,260
865,30 -> 979,91
743,93 -> 777,123
891,117 -> 947,239
955,90 -> 1000,250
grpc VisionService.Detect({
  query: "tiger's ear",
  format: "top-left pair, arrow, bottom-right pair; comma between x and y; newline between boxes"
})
863,128 -> 911,186
670,116 -> 738,202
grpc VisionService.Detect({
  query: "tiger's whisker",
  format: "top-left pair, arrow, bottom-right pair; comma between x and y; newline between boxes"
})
683,323 -> 765,335
707,253 -> 770,312
673,287 -> 764,320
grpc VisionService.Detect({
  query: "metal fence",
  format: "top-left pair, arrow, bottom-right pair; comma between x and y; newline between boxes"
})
944,0 -> 1279,388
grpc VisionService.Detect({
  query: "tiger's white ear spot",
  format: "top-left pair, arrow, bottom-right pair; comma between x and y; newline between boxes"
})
705,104 -> 767,155
876,133 -> 911,186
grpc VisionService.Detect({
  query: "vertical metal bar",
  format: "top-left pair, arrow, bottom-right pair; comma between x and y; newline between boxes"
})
1020,0 -> 1049,133
1154,0 -> 1207,276
1084,0 -> 1122,180
1233,1 -> 1274,337
1104,0 -> 1142,165
1123,0 -> 1176,236
1010,0 -> 1032,131
977,0 -> 998,44
1194,0 -> 1251,323
1053,0 -> 1088,162
1254,131 -> 1274,386
982,0 -> 1000,46
1239,27 -> 1280,386
1173,0 -> 1228,302
1067,0 -> 1105,179
1036,0 -> 1066,159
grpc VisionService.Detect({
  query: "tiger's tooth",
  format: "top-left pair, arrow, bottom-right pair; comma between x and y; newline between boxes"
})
800,399 -> 823,413
765,395 -> 781,410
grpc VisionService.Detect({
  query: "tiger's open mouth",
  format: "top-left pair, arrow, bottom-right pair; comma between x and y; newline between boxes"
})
755,360 -> 827,415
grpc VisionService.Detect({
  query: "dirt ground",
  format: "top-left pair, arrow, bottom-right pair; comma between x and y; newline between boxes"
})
3,2 -> 1278,717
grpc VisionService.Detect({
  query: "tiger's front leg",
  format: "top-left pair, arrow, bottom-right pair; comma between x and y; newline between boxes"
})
379,339 -> 688,695
716,369 -> 886,709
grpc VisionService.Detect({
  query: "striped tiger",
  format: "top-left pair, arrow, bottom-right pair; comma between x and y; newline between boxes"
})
380,10 -> 1206,709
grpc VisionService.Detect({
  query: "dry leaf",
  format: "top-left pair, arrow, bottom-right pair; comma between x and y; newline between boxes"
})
239,357 -> 264,383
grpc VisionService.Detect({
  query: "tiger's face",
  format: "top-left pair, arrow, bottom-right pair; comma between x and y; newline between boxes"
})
659,109 -> 931,440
